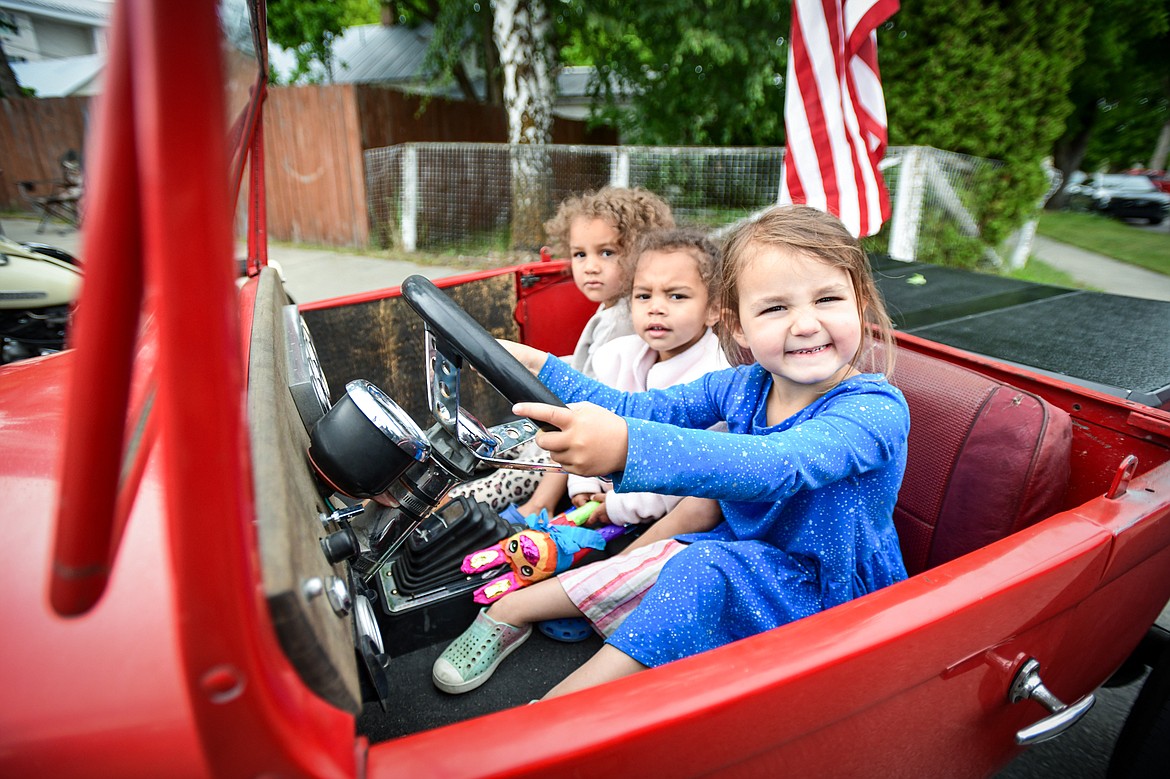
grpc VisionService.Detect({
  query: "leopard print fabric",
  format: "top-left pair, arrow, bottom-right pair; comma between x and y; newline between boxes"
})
445,439 -> 553,511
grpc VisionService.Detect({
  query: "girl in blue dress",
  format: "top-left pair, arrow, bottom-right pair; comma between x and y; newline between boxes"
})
432,204 -> 910,698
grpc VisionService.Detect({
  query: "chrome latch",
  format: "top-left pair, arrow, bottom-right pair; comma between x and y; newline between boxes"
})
1009,658 -> 1096,745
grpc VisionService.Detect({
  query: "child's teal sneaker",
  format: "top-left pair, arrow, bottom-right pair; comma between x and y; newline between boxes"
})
432,608 -> 532,694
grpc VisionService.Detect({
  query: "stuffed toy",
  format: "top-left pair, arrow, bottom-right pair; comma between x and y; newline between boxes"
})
463,502 -> 624,604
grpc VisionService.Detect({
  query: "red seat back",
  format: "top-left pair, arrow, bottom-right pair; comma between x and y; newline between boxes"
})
886,348 -> 1072,575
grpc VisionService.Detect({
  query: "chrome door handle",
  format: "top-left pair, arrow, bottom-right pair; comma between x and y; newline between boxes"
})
1009,657 -> 1096,745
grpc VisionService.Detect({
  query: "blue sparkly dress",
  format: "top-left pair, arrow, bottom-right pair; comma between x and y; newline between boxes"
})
538,357 -> 910,668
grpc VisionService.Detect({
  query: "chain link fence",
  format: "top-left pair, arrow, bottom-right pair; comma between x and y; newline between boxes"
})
365,143 -> 1054,267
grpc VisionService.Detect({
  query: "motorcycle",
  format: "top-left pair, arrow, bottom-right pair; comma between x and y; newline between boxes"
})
0,233 -> 82,364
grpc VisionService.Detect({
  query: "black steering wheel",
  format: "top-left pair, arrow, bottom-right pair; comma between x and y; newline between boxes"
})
401,275 -> 565,430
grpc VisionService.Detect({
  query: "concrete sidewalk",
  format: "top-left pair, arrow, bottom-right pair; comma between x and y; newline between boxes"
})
1031,235 -> 1170,302
5,215 -> 1169,303
0,217 -> 463,303
253,242 -> 465,303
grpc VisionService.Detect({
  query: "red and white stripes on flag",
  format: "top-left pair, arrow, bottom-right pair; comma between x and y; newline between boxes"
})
779,0 -> 899,237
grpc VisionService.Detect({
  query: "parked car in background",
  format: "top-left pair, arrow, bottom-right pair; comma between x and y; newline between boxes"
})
1125,168 -> 1170,195
1067,173 -> 1170,224
0,233 -> 80,364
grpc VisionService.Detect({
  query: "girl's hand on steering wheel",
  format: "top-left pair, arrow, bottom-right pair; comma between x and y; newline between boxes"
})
512,401 -> 628,477
496,339 -> 549,375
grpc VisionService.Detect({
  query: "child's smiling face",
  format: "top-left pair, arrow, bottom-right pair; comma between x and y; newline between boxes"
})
630,249 -> 718,362
569,217 -> 625,307
732,247 -> 863,399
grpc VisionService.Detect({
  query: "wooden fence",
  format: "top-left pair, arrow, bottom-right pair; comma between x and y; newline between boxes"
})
261,85 -> 371,247
0,96 -> 90,211
2,86 -> 615,247
262,84 -> 615,248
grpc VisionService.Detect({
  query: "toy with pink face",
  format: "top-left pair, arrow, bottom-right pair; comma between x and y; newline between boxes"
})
463,529 -> 560,603
461,503 -> 617,604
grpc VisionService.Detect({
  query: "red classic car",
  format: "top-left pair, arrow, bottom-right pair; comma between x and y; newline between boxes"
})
2,1 -> 1169,778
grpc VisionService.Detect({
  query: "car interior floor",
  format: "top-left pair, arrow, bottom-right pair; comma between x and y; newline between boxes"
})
357,631 -> 603,740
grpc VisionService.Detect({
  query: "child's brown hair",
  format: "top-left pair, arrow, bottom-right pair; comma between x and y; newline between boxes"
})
718,205 -> 895,376
628,228 -> 722,308
544,186 -> 675,263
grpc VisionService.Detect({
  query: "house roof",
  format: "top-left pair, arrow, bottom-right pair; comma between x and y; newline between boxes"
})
321,24 -> 603,114
267,22 -> 435,87
12,51 -> 103,96
0,0 -> 111,27
28,16 -> 606,113
331,22 -> 434,85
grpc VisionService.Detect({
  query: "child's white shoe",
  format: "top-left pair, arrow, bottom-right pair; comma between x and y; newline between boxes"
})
432,608 -> 532,694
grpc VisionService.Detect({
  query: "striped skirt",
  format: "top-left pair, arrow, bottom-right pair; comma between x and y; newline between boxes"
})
558,538 -> 686,638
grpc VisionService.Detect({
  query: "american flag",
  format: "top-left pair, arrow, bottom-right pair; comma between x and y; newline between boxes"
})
780,0 -> 899,237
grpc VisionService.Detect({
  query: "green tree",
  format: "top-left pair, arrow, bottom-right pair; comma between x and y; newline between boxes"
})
388,0 -> 557,246
1048,0 -> 1169,204
563,0 -> 790,145
880,0 -> 1090,260
0,20 -> 25,98
383,1 -> 501,104
1085,7 -> 1169,172
267,0 -> 379,83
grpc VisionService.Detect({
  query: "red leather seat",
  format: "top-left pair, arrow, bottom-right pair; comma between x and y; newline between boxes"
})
886,348 -> 1072,575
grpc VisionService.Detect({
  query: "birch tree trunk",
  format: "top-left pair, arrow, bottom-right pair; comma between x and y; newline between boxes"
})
493,0 -> 554,250
1150,119 -> 1170,172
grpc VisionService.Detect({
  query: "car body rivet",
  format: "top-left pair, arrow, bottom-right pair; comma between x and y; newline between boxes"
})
200,665 -> 245,704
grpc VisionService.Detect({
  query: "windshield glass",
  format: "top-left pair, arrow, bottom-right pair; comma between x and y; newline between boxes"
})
219,0 -> 262,148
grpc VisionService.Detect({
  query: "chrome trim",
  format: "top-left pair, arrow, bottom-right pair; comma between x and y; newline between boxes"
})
353,593 -> 384,655
422,331 -> 560,472
1009,658 -> 1096,745
298,314 -> 331,412
423,330 -> 461,434
319,503 -> 365,529
345,379 -> 428,462
454,406 -> 497,456
324,575 -> 352,616
301,577 -> 324,600
475,417 -> 561,471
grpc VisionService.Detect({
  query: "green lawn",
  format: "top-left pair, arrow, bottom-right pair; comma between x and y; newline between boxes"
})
1005,257 -> 1096,290
1036,211 -> 1170,276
